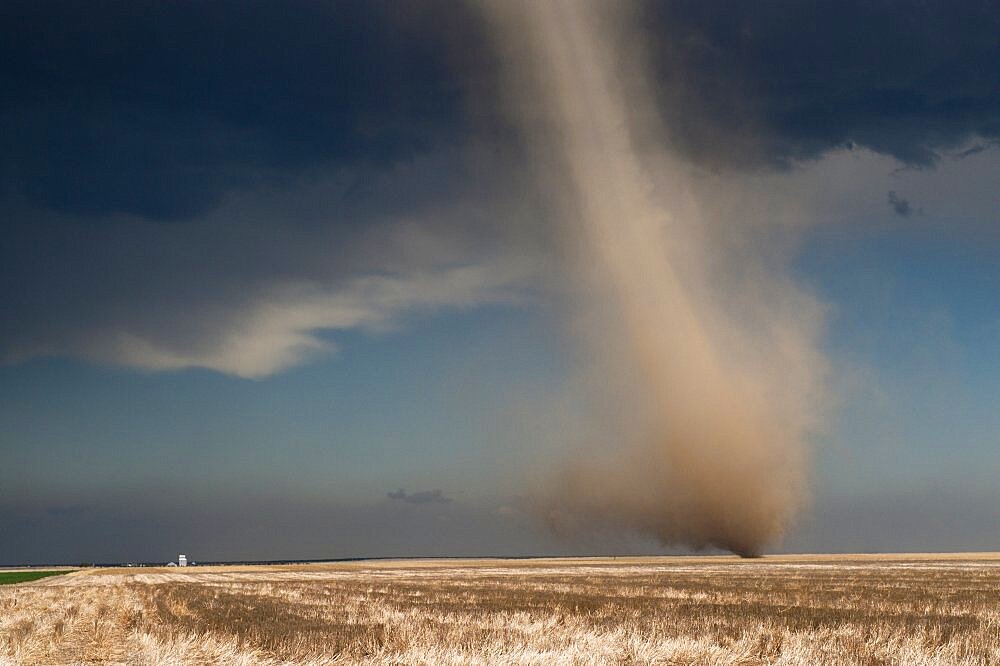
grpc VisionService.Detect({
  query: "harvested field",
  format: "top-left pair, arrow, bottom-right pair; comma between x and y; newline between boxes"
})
1,554 -> 998,665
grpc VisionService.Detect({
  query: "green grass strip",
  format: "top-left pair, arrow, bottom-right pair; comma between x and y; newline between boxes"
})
0,570 -> 76,585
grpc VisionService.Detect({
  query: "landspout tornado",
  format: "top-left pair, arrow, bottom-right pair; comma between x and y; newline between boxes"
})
489,0 -> 827,556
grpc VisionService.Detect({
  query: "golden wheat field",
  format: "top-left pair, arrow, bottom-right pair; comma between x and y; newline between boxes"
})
1,554 -> 999,665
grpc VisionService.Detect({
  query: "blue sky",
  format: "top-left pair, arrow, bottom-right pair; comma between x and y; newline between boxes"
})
1,0 -> 999,563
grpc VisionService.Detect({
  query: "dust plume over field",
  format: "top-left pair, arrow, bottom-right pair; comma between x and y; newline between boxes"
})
485,0 -> 827,556
2,555 -> 999,664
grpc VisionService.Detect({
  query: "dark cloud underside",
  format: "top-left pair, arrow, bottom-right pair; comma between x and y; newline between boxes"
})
0,0 -> 484,220
640,0 -> 1000,168
2,0 -> 997,224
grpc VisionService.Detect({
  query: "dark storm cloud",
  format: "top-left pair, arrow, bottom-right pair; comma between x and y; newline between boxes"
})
0,0 -> 486,221
638,0 -> 1000,169
2,0 -> 998,224
387,488 -> 452,505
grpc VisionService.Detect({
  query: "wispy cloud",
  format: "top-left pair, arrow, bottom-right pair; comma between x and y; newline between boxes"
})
888,191 -> 922,217
93,259 -> 530,378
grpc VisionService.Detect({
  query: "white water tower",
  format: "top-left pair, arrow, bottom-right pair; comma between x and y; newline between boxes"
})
178,554 -> 187,567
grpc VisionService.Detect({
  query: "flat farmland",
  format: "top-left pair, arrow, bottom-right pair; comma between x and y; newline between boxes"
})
1,554 -> 998,665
